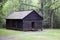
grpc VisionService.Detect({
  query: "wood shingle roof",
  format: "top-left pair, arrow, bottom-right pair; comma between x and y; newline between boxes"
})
6,10 -> 33,19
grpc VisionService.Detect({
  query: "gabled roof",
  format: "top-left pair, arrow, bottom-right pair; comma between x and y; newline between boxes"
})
6,10 -> 33,19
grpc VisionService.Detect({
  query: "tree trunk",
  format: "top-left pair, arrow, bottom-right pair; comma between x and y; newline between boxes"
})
40,0 -> 44,31
50,10 -> 54,29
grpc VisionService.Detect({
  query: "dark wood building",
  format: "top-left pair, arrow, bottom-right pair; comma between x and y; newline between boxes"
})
6,10 -> 43,31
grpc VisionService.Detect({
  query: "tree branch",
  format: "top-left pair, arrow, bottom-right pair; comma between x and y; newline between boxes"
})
53,6 -> 60,11
22,3 -> 40,9
45,1 -> 58,8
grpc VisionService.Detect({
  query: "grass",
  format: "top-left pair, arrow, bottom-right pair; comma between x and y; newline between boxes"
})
33,29 -> 60,36
0,28 -> 26,36
9,29 -> 60,40
0,29 -> 60,40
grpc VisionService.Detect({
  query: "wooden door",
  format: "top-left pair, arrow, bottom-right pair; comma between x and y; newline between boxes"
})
31,22 -> 35,29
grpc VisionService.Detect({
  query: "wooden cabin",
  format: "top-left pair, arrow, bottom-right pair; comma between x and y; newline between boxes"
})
6,10 -> 43,31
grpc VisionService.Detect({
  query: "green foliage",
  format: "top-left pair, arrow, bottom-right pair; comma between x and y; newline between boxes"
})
3,0 -> 39,15
0,1 -> 5,27
0,0 -> 60,28
3,0 -> 20,16
54,8 -> 60,28
1,0 -> 20,27
1,0 -> 40,27
43,0 -> 60,28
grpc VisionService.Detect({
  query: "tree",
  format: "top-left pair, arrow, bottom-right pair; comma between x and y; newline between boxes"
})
40,0 -> 60,28
1,0 -> 60,28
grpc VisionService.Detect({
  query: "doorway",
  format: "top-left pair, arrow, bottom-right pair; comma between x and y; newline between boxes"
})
32,22 -> 35,29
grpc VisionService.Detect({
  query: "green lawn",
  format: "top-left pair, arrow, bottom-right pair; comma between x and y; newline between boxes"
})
0,29 -> 60,40
10,29 -> 60,40
0,28 -> 26,36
